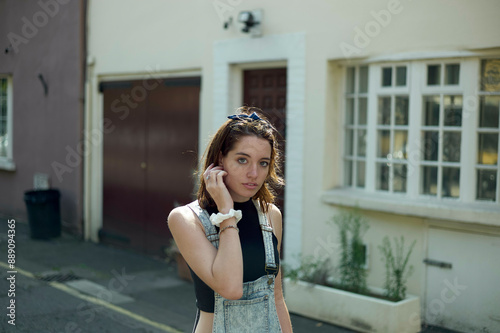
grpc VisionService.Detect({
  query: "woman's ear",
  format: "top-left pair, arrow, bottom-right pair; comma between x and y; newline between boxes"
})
218,153 -> 223,167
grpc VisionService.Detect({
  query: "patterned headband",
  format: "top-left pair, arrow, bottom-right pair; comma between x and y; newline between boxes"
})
227,112 -> 262,121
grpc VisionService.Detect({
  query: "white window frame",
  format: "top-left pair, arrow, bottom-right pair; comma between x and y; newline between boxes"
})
325,56 -> 500,227
476,58 -> 500,203
419,60 -> 465,200
0,75 -> 15,171
373,63 -> 411,194
343,65 -> 368,189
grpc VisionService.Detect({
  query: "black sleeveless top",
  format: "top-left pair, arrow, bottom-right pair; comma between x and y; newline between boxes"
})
188,199 -> 280,313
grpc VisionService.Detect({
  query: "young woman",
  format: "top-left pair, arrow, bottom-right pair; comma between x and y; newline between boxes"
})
168,107 -> 293,332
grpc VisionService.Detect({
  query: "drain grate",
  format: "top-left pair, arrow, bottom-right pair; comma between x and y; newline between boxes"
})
36,273 -> 81,283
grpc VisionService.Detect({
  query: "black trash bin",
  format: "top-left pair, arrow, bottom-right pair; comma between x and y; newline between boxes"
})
24,189 -> 61,239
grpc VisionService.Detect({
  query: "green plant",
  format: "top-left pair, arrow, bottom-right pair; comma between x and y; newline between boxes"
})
164,238 -> 179,264
284,255 -> 330,286
378,235 -> 416,301
332,210 -> 369,294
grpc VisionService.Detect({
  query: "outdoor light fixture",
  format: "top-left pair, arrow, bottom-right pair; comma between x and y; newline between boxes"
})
237,10 -> 262,37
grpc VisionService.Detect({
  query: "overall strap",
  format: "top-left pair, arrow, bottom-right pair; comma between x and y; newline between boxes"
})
187,201 -> 219,249
253,200 -> 278,281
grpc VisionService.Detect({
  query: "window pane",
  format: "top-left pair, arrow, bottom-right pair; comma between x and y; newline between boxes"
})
445,64 -> 460,85
378,130 -> 391,158
346,67 -> 355,93
0,98 -> 6,119
345,129 -> 354,156
477,169 -> 497,201
0,120 -> 6,136
345,160 -> 353,186
443,95 -> 462,126
382,67 -> 392,87
378,97 -> 391,125
359,97 -> 367,125
0,81 -> 6,120
346,98 -> 354,125
422,131 -> 439,161
427,65 -> 441,85
0,79 -> 6,159
357,161 -> 365,187
359,66 -> 368,93
424,96 -> 440,126
393,164 -> 407,193
394,130 -> 408,159
478,133 -> 499,165
442,167 -> 460,198
479,96 -> 500,128
395,96 -> 409,125
357,129 -> 366,157
0,79 -> 6,96
422,166 -> 438,195
443,132 -> 461,162
0,134 -> 6,157
377,163 -> 389,191
396,66 -> 407,86
481,59 -> 500,92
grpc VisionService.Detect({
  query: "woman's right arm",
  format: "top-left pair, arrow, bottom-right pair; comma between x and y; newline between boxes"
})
168,206 -> 243,300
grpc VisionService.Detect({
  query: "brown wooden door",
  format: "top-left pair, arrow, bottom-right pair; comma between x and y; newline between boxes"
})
243,68 -> 287,254
243,68 -> 287,208
101,77 -> 200,256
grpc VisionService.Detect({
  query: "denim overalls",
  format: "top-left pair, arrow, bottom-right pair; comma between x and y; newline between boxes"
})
188,200 -> 282,333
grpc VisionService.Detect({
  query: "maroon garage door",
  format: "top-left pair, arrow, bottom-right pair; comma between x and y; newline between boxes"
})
101,77 -> 200,256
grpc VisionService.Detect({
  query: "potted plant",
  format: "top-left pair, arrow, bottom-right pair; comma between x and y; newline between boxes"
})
283,210 -> 420,333
378,235 -> 416,302
165,239 -> 192,282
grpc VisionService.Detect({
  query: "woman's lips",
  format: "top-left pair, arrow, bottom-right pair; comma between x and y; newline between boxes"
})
243,183 -> 258,190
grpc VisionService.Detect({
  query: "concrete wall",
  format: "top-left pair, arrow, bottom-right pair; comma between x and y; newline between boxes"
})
0,0 -> 85,233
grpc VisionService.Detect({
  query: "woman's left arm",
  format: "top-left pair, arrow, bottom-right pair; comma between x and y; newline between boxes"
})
270,205 -> 293,333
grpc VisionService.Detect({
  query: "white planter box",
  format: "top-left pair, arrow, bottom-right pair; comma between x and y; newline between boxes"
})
284,278 -> 421,333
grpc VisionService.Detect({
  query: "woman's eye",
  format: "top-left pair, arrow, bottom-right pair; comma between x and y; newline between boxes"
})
238,158 -> 247,164
260,161 -> 269,167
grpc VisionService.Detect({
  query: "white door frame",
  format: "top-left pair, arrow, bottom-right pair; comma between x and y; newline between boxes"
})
212,32 -> 306,264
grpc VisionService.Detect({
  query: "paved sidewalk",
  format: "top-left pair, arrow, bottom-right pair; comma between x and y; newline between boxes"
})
0,215 -> 456,332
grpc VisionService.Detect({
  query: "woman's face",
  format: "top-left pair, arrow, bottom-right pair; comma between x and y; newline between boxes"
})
220,135 -> 272,203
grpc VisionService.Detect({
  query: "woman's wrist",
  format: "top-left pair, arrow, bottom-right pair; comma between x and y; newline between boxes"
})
217,204 -> 233,214
219,217 -> 237,228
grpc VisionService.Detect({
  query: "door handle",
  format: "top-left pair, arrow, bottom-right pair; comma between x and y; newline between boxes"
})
423,258 -> 452,269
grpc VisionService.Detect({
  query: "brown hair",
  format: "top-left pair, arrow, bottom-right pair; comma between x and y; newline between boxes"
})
197,106 -> 284,213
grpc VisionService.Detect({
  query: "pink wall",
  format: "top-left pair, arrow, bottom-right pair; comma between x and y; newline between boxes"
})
0,0 -> 85,234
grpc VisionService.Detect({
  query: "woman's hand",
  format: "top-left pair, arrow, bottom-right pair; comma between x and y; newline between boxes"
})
204,163 -> 233,213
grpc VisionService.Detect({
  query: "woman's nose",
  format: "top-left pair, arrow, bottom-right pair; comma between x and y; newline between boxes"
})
247,164 -> 258,178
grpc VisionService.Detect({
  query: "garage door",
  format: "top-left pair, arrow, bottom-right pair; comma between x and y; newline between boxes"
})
101,77 -> 200,256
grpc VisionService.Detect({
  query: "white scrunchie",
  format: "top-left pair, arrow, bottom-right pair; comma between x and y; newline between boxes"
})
209,209 -> 242,227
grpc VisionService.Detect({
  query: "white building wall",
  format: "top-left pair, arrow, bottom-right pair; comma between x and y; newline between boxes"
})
86,1 -> 500,331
